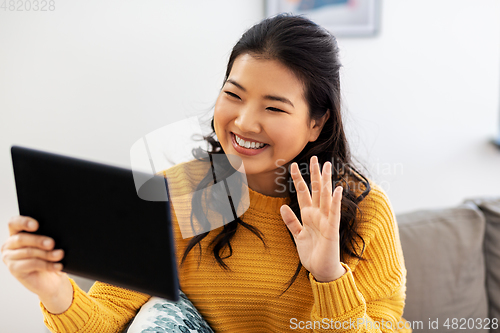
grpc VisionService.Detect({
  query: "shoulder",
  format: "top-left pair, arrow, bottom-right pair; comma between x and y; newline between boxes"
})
352,180 -> 407,292
344,172 -> 396,235
339,168 -> 395,227
162,158 -> 211,181
159,159 -> 214,241
161,158 -> 211,195
344,176 -> 401,263
342,168 -> 393,220
358,179 -> 395,225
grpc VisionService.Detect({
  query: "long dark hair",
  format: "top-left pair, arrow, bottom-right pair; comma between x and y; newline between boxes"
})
181,14 -> 371,293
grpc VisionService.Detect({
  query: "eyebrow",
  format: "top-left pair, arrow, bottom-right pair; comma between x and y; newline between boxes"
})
226,79 -> 295,108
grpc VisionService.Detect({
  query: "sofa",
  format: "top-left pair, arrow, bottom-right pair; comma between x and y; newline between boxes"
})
397,197 -> 500,333
70,197 -> 500,332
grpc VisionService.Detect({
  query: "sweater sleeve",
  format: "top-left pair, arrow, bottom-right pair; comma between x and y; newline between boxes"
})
41,278 -> 150,333
308,183 -> 412,333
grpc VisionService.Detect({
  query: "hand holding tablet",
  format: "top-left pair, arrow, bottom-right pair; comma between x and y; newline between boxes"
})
1,215 -> 74,313
6,146 -> 179,304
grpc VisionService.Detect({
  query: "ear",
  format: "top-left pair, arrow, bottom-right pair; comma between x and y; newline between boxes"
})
308,109 -> 330,142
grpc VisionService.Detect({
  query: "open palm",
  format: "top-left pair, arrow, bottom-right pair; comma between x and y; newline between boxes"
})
280,156 -> 345,283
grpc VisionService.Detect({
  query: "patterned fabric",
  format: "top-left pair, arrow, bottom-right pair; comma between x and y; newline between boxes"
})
126,291 -> 214,333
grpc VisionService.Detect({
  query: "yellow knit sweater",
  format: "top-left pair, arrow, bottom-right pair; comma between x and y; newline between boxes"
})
41,159 -> 411,332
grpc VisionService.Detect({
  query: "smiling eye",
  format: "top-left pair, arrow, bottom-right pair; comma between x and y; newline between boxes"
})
267,107 -> 285,113
224,91 -> 241,100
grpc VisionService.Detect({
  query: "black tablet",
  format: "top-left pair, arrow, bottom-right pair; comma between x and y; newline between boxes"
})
11,145 -> 179,301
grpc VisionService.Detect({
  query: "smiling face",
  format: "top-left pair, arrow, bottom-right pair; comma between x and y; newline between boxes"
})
213,53 -> 327,196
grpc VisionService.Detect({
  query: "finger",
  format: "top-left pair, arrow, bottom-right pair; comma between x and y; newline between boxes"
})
7,258 -> 63,275
280,205 -> 303,238
320,162 -> 333,216
328,186 -> 343,227
6,248 -> 64,262
8,216 -> 38,236
4,233 -> 55,251
310,156 -> 321,208
290,162 -> 312,208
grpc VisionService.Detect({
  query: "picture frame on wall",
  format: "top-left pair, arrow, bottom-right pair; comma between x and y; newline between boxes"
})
265,0 -> 381,37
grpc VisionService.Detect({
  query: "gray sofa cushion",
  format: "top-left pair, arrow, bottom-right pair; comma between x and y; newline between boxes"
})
397,204 -> 488,332
464,197 -> 500,333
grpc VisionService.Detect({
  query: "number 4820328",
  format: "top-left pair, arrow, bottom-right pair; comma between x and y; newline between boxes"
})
443,318 -> 498,330
1,0 -> 55,11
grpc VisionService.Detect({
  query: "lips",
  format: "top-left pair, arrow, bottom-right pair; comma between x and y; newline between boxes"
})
233,133 -> 267,149
230,132 -> 269,156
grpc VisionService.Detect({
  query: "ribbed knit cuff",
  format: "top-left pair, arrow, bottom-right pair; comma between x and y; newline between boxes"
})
41,278 -> 95,333
309,263 -> 365,319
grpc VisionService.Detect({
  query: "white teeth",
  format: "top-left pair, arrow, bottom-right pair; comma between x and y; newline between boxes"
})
234,134 -> 265,149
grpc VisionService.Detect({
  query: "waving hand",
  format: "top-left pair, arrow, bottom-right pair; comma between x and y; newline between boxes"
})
280,156 -> 346,283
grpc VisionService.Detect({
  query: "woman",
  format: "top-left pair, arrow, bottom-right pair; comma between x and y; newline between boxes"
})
1,14 -> 411,332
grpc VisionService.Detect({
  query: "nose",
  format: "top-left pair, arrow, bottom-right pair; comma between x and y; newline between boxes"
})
234,104 -> 262,134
